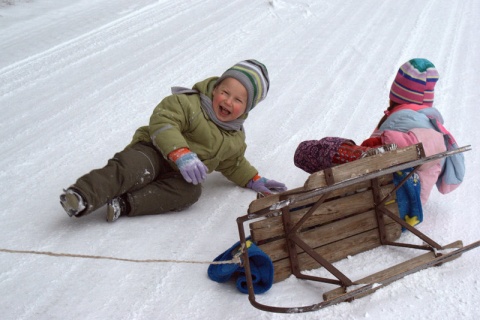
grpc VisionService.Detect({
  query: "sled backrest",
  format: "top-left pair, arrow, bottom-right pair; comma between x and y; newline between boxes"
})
247,144 -> 425,283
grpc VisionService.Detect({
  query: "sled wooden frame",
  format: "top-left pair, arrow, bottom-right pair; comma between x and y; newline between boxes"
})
236,143 -> 479,313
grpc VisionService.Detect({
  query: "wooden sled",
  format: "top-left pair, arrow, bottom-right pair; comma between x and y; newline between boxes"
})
236,143 -> 479,313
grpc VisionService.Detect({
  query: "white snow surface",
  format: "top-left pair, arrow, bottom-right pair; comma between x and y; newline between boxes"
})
1,0 -> 479,319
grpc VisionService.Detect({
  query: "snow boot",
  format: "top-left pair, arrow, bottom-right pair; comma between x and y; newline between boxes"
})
106,196 -> 128,222
60,188 -> 86,217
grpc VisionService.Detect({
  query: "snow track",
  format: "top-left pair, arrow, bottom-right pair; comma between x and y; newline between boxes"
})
1,1 -> 479,319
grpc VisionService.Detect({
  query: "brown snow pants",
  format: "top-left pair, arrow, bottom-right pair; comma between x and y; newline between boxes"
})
72,142 -> 202,217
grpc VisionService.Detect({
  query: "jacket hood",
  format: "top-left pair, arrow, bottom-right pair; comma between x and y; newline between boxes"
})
192,77 -> 217,99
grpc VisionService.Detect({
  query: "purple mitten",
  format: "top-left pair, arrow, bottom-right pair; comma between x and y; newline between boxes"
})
175,152 -> 208,185
247,176 -> 287,195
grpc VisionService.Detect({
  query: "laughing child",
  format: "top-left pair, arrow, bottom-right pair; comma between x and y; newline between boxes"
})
60,60 -> 287,222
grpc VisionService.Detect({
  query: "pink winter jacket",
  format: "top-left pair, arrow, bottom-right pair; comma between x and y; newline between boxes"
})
380,128 -> 446,204
369,103 -> 464,204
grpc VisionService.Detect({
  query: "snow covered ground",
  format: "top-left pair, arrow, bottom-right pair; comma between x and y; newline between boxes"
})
1,0 -> 479,319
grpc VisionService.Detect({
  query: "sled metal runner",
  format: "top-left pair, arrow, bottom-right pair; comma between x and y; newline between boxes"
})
236,144 -> 479,313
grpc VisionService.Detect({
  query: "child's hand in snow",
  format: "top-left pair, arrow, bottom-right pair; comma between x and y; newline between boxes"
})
246,174 -> 287,196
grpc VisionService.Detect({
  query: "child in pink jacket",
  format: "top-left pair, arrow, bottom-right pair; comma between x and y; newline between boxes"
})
295,58 -> 465,206
361,58 -> 464,204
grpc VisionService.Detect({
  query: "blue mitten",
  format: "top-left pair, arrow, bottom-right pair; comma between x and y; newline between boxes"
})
246,174 -> 287,196
235,243 -> 274,294
207,241 -> 242,283
208,239 -> 274,294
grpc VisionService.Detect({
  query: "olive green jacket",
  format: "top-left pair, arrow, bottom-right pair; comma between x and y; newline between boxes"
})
129,77 -> 257,187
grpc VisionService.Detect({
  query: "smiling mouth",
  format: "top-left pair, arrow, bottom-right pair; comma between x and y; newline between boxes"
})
219,105 -> 231,115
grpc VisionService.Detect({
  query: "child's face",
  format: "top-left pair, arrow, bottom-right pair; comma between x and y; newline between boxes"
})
212,78 -> 248,122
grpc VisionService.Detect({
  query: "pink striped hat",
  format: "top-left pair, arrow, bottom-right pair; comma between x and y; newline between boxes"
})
389,59 -> 439,106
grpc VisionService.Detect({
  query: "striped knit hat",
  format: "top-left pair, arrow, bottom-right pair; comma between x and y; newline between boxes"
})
389,58 -> 439,106
215,59 -> 270,113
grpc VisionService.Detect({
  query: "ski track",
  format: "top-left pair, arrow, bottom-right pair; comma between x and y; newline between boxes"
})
130,181 -> 251,318
1,0 -> 480,319
0,0 -> 271,161
249,2 -> 363,164
256,1 -> 403,162
0,0 -> 158,69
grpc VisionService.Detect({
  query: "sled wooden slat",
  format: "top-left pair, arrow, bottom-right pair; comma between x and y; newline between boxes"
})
303,143 -> 424,190
256,204 -> 398,261
250,183 -> 395,243
271,223 -> 402,283
251,187 -> 401,283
